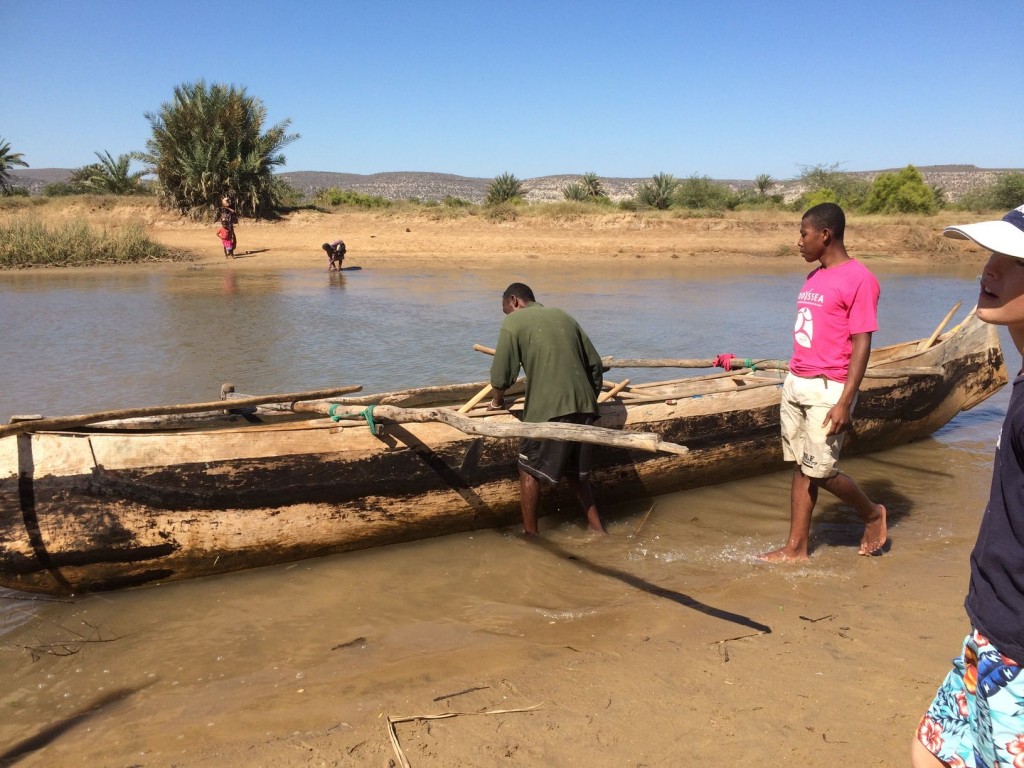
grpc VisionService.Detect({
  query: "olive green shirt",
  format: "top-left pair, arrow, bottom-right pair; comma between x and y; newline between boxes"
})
489,302 -> 603,423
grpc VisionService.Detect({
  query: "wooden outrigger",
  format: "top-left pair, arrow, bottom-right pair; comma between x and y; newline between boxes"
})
0,309 -> 1007,595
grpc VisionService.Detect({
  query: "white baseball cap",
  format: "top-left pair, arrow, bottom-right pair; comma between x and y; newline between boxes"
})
944,204 -> 1024,259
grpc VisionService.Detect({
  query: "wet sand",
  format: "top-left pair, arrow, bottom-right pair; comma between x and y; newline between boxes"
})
0,201 -> 1003,766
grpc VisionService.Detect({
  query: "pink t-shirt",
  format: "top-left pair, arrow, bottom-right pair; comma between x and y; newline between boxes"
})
790,259 -> 880,382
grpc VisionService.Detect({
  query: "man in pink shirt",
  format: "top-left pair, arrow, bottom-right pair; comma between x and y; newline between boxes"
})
762,203 -> 887,562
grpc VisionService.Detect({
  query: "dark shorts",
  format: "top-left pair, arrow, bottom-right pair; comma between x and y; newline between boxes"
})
517,413 -> 595,484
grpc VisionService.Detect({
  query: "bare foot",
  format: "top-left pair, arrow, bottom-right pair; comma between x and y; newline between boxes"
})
859,504 -> 888,555
759,546 -> 809,563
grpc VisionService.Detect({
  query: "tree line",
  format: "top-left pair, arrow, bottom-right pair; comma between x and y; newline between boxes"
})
2,80 -> 1022,217
483,164 -> 1024,215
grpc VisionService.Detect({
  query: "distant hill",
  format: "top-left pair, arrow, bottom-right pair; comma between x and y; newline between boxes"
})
10,165 -> 1022,204
279,166 -> 1023,204
6,168 -> 75,194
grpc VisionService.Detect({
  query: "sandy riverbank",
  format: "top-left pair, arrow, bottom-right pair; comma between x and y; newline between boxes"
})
1,197 -> 994,273
154,206 -> 987,271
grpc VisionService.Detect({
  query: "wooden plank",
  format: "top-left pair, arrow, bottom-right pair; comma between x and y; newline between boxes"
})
291,402 -> 689,455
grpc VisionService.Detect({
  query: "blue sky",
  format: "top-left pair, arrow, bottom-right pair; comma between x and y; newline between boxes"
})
4,1 -> 1021,181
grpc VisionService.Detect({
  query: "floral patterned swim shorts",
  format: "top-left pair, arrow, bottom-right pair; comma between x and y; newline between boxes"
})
916,629 -> 1024,768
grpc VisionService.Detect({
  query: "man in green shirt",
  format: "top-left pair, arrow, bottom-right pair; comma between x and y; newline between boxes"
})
488,283 -> 606,536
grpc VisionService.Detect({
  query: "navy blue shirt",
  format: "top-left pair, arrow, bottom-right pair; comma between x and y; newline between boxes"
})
966,373 -> 1024,663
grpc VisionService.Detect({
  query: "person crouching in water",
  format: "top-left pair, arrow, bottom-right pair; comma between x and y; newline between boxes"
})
322,240 -> 346,271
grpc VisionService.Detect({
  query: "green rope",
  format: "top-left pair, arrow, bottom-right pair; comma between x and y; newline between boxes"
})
327,403 -> 379,435
361,405 -> 378,436
743,358 -> 758,372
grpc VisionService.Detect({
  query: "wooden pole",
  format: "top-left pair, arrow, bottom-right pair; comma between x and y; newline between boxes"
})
597,379 -> 631,403
918,301 -> 962,351
601,356 -> 786,369
478,346 -> 942,377
294,402 -> 689,455
598,358 -> 941,378
0,386 -> 364,438
457,384 -> 493,414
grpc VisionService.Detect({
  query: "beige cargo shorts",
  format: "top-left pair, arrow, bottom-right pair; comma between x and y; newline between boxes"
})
779,372 -> 855,479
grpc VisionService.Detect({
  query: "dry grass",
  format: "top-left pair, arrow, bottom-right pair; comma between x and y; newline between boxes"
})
0,211 -> 189,268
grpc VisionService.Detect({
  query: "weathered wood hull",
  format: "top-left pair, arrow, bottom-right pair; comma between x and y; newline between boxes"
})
0,313 -> 1007,595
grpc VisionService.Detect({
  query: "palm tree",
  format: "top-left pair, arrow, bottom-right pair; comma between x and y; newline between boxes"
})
486,172 -> 524,205
634,173 -> 678,210
580,172 -> 607,199
80,151 -> 147,195
137,80 -> 299,217
0,138 -> 29,194
753,173 -> 774,197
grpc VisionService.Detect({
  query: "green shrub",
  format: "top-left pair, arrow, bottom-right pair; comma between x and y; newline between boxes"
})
43,182 -> 82,197
954,173 -> 1024,212
862,165 -> 941,215
314,187 -> 391,209
673,175 -> 738,211
0,216 -> 187,268
801,189 -> 839,208
483,201 -> 519,222
633,173 -> 678,210
953,186 -> 995,212
794,163 -> 870,211
562,182 -> 588,201
990,172 -> 1024,211
734,189 -> 784,209
486,172 -> 524,205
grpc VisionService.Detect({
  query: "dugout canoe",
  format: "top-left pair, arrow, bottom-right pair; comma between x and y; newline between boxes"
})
0,309 -> 1007,595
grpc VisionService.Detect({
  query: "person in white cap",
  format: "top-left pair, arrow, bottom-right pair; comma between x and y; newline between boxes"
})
912,204 -> 1024,768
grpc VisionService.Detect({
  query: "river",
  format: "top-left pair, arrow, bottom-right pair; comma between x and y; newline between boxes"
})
0,259 -> 1009,766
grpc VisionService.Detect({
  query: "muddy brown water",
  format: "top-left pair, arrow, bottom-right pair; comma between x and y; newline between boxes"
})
0,260 -> 1007,765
